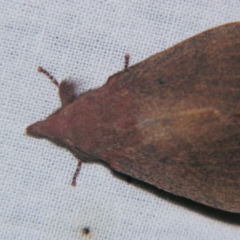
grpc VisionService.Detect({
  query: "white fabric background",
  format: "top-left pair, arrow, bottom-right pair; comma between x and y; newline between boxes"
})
1,1 -> 240,239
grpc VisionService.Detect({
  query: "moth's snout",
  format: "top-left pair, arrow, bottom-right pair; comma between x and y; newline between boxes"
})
26,121 -> 45,138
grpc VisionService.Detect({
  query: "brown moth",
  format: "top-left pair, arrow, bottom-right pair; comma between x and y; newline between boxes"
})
27,22 -> 240,213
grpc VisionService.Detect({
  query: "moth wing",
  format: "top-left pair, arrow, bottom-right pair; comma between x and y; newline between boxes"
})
99,22 -> 240,212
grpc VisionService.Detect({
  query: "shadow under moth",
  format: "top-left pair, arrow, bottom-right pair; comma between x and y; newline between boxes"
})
27,22 -> 240,213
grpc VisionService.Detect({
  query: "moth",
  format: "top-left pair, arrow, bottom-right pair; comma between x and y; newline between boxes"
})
27,22 -> 240,213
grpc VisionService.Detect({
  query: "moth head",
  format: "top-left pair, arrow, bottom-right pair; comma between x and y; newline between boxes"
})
26,108 -> 66,142
26,120 -> 47,138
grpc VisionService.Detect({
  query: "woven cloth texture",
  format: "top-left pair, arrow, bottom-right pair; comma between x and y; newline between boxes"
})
1,1 -> 240,239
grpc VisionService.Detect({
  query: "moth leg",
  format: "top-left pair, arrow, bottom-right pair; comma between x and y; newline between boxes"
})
71,160 -> 82,187
58,80 -> 77,107
37,66 -> 59,86
124,53 -> 130,70
37,66 -> 77,107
